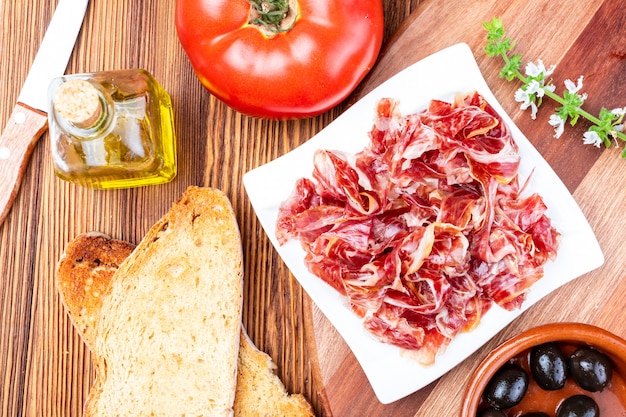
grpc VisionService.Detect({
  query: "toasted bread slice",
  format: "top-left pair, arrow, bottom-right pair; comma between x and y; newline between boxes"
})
59,187 -> 244,417
235,328 -> 315,417
56,188 -> 314,417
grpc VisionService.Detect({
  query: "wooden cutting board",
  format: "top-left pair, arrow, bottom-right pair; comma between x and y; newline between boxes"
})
304,0 -> 626,415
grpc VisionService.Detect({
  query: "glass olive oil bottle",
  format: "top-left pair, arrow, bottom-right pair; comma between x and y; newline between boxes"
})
47,69 -> 176,189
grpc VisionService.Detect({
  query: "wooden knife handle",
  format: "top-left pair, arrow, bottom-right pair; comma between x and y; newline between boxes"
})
0,102 -> 49,227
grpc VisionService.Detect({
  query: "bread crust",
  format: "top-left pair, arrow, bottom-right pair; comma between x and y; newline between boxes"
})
56,232 -> 136,348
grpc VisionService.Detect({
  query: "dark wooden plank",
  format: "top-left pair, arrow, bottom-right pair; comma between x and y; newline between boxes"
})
512,0 -> 626,191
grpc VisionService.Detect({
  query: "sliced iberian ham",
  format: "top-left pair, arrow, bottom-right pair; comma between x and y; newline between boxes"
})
276,92 -> 559,364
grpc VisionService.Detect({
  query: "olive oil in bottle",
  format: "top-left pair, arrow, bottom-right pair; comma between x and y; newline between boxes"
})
47,69 -> 177,189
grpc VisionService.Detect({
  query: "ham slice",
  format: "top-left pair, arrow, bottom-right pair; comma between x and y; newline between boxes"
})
276,92 -> 560,364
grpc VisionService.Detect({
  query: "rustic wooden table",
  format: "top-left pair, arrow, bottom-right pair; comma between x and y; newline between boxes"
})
0,0 -> 624,416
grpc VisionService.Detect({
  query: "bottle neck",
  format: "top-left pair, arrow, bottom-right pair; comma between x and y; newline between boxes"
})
52,79 -> 116,140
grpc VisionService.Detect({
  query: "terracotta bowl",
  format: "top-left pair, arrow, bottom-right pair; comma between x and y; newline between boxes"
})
461,322 -> 626,417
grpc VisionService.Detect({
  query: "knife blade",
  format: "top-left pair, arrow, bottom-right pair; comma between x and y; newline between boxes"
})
0,0 -> 89,227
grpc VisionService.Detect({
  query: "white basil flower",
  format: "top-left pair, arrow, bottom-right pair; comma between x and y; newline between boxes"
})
525,59 -> 556,78
549,114 -> 566,138
564,76 -> 584,93
611,107 -> 626,117
514,88 -> 538,119
582,131 -> 603,148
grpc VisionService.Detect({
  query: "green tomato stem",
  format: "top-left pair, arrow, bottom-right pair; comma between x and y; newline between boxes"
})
248,0 -> 292,33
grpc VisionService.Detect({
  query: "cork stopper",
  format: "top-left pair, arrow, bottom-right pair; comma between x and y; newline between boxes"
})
53,79 -> 103,129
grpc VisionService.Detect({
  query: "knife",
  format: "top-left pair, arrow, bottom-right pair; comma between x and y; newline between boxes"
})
0,0 -> 89,227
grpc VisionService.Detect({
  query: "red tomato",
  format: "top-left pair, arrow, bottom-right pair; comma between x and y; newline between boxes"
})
175,0 -> 384,119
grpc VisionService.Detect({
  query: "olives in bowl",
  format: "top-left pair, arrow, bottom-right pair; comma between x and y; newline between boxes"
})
461,323 -> 626,417
484,364 -> 529,409
530,342 -> 568,390
569,347 -> 612,392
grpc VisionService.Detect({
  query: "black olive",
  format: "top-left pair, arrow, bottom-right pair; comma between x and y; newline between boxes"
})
530,342 -> 568,390
556,394 -> 599,417
478,408 -> 507,417
569,346 -> 613,392
484,363 -> 529,409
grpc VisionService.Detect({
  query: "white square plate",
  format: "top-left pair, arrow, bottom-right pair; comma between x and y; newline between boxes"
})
243,43 -> 604,404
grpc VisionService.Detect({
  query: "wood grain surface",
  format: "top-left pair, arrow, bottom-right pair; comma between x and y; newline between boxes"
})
309,0 -> 626,415
1,0 -> 624,417
0,1 -> 420,416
